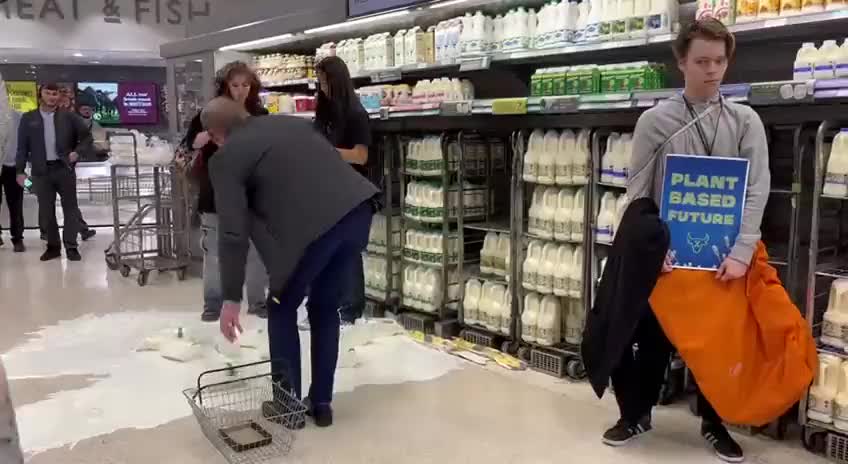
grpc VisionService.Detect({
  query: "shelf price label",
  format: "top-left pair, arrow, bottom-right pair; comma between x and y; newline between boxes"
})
491,98 -> 528,115
459,56 -> 491,72
371,69 -> 403,84
440,101 -> 472,116
540,96 -> 578,114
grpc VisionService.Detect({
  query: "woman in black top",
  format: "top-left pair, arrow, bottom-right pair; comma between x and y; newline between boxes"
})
184,61 -> 269,322
314,56 -> 374,323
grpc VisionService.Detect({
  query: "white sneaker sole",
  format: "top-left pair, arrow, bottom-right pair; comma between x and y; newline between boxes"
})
714,451 -> 745,463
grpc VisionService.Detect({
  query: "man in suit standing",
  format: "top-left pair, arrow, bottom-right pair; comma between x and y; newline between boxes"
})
16,83 -> 92,261
1,110 -> 25,252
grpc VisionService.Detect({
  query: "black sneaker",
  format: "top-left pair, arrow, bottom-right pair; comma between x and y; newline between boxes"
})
13,242 -> 25,253
304,397 -> 333,428
201,308 -> 220,322
81,229 -> 97,241
602,417 -> 652,446
702,422 -> 744,463
40,247 -> 62,262
66,248 -> 82,261
247,303 -> 268,319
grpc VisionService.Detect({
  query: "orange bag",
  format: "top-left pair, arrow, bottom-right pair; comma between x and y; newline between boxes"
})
650,242 -> 818,426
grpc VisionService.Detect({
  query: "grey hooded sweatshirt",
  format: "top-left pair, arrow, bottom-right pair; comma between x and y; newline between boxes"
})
627,94 -> 770,265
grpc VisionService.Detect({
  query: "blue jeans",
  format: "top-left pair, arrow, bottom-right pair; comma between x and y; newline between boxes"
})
268,201 -> 373,405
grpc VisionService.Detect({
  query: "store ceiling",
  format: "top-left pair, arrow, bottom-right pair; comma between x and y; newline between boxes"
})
0,48 -> 165,67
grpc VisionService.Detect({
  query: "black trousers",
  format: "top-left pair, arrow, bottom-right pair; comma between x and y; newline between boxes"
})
0,165 -> 24,243
611,310 -> 722,425
33,163 -> 81,249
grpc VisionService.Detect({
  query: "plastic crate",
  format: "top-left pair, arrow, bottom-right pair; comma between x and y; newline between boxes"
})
461,328 -> 498,348
828,432 -> 848,463
530,348 -> 566,378
399,313 -> 435,335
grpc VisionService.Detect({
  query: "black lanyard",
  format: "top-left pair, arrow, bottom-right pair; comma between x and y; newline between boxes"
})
682,95 -> 723,156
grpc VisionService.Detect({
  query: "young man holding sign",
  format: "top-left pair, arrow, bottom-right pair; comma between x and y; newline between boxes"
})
604,19 -> 770,463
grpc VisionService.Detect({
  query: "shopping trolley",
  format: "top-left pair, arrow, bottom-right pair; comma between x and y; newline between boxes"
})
183,360 -> 307,464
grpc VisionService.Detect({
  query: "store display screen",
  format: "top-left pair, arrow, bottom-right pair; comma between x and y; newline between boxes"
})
77,82 -> 120,125
5,81 -> 38,112
76,82 -> 159,125
348,0 -> 430,17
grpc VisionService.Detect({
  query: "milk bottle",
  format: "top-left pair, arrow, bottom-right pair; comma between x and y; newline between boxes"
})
596,192 -> 617,244
835,362 -> 848,431
538,295 -> 563,346
554,244 -> 574,297
572,130 -> 590,184
489,284 -> 507,334
585,0 -> 603,42
615,133 -> 632,185
528,185 -> 545,235
495,233 -> 510,277
481,232 -> 498,275
824,129 -> 848,198
464,279 -> 483,325
571,188 -> 586,242
523,240 -> 544,291
823,279 -> 848,348
569,245 -> 584,298
539,187 -> 559,239
524,129 -> 545,182
816,40 -> 841,80
538,242 -> 559,295
601,133 -> 620,184
836,40 -> 848,78
538,130 -> 560,185
615,0 -> 634,39
528,8 -> 539,49
555,188 -> 575,242
477,282 -> 493,329
809,355 -> 842,423
565,299 -> 586,344
576,0 -> 591,42
522,293 -> 542,343
599,0 -> 615,41
794,43 -> 817,81
556,130 -> 576,185
614,193 -> 630,235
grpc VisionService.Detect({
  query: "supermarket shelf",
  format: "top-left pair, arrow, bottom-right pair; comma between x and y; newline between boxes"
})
818,344 -> 848,359
597,181 -> 627,190
525,231 -> 583,246
806,419 -> 847,435
464,219 -> 510,234
815,264 -> 848,280
402,255 -> 460,268
729,9 -> 848,35
465,264 -> 509,286
288,112 -> 315,119
262,78 -> 317,89
522,340 -> 581,358
822,193 -> 848,201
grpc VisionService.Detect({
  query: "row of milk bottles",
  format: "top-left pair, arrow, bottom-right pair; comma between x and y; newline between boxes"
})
528,186 -> 586,242
481,232 -> 511,278
822,278 -> 848,349
794,40 -> 848,81
808,354 -> 848,430
363,255 -> 399,297
596,192 -> 630,245
822,129 -> 848,198
580,0 -> 678,41
524,242 -> 585,298
403,265 -> 460,312
406,136 -> 445,176
405,230 -> 460,263
523,129 -> 591,186
405,181 -> 486,221
367,214 -> 400,254
522,294 -> 586,346
464,280 -> 512,335
600,132 -> 633,186
410,78 -> 476,105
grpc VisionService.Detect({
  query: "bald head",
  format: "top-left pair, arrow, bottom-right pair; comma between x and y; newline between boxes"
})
201,97 -> 250,145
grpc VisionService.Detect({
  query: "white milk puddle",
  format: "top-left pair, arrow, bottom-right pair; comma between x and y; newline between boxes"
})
2,310 -> 464,454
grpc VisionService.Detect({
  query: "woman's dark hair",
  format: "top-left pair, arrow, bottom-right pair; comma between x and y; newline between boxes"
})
673,18 -> 736,60
215,61 -> 264,115
314,56 -> 364,144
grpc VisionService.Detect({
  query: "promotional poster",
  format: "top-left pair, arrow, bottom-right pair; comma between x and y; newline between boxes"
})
117,83 -> 159,125
77,82 -> 120,125
660,154 -> 750,271
6,81 -> 38,112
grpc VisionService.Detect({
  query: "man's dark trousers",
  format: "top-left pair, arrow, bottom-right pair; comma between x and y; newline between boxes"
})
34,162 -> 81,249
267,201 -> 374,406
0,166 -> 24,244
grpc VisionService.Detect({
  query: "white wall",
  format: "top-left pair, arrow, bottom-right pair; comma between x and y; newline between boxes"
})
0,0 -> 229,63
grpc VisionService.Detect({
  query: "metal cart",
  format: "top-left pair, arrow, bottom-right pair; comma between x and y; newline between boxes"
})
104,132 -> 191,286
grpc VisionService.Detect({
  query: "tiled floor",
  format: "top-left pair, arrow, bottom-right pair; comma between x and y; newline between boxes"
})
0,231 -> 830,464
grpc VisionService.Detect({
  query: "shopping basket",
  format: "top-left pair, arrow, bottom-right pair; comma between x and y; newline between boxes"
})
183,360 -> 307,464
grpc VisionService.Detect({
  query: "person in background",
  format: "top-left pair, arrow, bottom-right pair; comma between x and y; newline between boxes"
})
16,83 -> 92,262
76,102 -> 110,162
184,61 -> 269,322
1,109 -> 25,252
203,97 -> 378,428
603,19 -> 768,463
314,56 -> 374,324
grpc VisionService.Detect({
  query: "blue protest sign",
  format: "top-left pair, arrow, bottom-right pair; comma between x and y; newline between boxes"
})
660,154 -> 749,271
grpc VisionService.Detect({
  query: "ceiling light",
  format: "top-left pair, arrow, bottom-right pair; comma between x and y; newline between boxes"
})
429,0 -> 469,9
219,33 -> 294,51
73,52 -> 84,57
304,10 -> 410,34
89,60 -> 101,64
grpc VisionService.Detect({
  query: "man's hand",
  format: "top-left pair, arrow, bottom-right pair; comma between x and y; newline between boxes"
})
193,131 -> 212,150
716,257 -> 748,282
69,152 -> 79,164
661,250 -> 675,273
220,301 -> 242,343
15,175 -> 27,188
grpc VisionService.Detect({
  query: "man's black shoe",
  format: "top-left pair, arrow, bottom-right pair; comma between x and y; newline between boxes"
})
13,242 -> 25,253
201,309 -> 220,322
81,229 -> 97,241
304,397 -> 333,428
40,248 -> 62,261
602,416 -> 652,447
66,248 -> 82,261
702,422 -> 744,463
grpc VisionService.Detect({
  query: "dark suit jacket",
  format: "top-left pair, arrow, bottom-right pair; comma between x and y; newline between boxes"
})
16,109 -> 92,176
